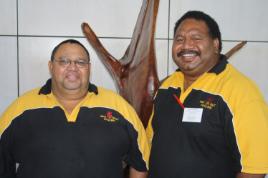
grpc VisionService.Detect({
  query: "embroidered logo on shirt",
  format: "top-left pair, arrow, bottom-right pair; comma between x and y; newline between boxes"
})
100,111 -> 118,122
200,97 -> 216,110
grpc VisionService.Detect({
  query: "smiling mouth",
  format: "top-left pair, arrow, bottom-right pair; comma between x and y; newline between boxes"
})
177,50 -> 200,58
66,74 -> 79,81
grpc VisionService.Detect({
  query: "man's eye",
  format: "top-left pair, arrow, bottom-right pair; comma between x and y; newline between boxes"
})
59,60 -> 69,65
175,38 -> 184,43
76,61 -> 86,66
192,36 -> 202,41
76,60 -> 89,67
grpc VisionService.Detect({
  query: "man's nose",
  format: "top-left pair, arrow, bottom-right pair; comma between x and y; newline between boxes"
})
67,61 -> 78,69
182,38 -> 194,48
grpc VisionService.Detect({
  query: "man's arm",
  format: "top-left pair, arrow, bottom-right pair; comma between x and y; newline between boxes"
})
236,173 -> 266,178
129,167 -> 147,178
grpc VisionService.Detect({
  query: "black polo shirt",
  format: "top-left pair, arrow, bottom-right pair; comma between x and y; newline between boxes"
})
0,79 -> 149,178
147,56 -> 268,177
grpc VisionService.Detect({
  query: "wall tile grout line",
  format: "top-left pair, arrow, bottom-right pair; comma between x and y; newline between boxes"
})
167,0 -> 171,76
16,0 -> 20,97
1,34 -> 268,43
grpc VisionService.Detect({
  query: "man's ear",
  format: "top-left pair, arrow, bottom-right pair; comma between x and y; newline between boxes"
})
213,38 -> 220,54
88,62 -> 91,71
88,62 -> 92,79
48,60 -> 53,76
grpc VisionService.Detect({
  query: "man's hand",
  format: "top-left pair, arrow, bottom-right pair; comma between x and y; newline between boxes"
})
129,167 -> 147,178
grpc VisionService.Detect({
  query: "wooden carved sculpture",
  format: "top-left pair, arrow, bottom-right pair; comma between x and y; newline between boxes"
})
82,0 -> 160,127
82,0 -> 246,127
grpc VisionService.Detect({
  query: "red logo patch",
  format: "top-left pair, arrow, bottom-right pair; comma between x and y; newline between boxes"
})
100,111 -> 118,122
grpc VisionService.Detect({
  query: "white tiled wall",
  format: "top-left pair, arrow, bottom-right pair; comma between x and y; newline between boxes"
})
0,0 -> 18,114
18,0 -> 169,38
169,0 -> 268,40
18,0 -> 141,37
0,0 -> 267,177
0,37 -> 18,114
0,0 -> 17,35
0,0 -> 267,108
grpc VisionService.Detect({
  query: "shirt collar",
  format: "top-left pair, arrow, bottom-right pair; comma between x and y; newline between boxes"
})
38,79 -> 98,95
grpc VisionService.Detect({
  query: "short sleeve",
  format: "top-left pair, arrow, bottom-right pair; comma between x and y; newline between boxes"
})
233,99 -> 268,174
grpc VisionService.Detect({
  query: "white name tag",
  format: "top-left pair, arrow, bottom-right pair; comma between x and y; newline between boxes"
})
182,108 -> 203,123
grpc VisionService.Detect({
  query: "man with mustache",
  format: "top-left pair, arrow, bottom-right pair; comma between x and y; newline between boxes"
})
0,39 -> 149,178
147,11 -> 268,178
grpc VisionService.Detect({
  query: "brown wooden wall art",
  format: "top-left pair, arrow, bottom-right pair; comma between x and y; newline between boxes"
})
82,0 -> 246,127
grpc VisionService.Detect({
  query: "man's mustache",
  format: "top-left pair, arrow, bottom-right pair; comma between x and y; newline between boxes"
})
177,50 -> 200,57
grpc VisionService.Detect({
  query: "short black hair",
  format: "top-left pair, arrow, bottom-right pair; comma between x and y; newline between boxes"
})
51,39 -> 90,61
174,11 -> 222,52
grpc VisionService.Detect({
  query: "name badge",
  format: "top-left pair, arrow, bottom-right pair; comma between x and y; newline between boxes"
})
182,108 -> 203,123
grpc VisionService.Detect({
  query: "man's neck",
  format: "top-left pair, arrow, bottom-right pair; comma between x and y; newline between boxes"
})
52,88 -> 88,114
183,75 -> 199,91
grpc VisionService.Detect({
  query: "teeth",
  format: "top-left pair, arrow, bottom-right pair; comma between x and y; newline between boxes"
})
177,50 -> 200,58
182,53 -> 197,57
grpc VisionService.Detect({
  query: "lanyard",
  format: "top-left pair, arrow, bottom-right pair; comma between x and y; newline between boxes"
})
173,94 -> 185,109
